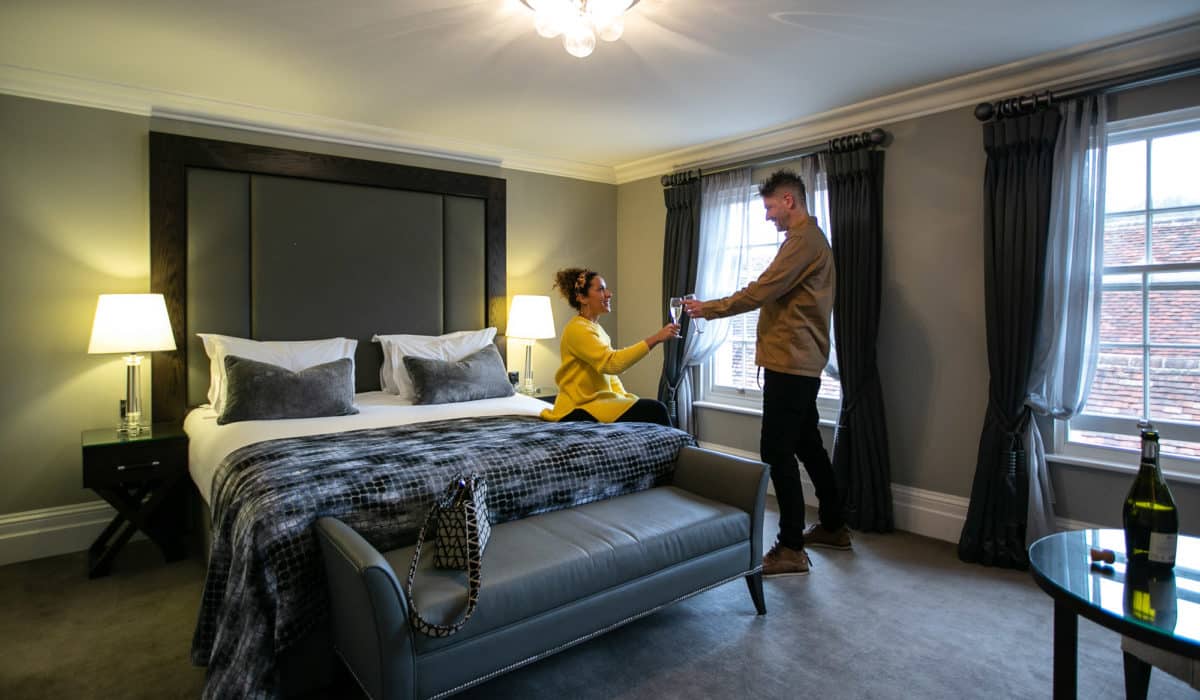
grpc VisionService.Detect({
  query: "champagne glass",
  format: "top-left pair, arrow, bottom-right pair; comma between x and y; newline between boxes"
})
683,293 -> 703,333
669,296 -> 683,325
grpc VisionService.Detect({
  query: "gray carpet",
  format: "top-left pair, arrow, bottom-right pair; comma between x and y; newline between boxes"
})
1,503 -> 1195,699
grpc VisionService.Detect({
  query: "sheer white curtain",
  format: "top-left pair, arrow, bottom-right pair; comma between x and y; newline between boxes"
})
797,154 -> 836,379
1024,94 -> 1107,546
673,168 -> 752,433
798,154 -> 831,233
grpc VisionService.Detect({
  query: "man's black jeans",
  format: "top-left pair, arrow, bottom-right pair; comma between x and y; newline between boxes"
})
761,368 -> 843,549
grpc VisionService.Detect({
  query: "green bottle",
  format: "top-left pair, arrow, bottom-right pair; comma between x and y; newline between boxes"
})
1123,563 -> 1177,632
1123,422 -> 1178,571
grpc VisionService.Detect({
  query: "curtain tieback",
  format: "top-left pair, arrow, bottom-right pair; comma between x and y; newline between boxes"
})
988,396 -> 1030,477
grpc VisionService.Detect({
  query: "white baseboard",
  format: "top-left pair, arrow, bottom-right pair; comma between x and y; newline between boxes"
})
0,500 -> 139,567
698,442 -> 1101,543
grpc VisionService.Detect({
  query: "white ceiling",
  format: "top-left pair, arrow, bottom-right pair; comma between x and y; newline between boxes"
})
3,1 -> 1200,180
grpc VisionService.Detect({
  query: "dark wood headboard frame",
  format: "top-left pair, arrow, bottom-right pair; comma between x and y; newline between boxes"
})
149,132 -> 507,424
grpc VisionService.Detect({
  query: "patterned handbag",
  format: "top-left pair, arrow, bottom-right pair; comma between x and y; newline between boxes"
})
405,474 -> 490,637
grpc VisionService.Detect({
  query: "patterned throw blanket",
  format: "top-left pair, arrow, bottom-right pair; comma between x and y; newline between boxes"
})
192,415 -> 695,698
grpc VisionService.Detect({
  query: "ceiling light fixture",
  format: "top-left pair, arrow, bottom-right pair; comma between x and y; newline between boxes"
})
520,1 -> 640,58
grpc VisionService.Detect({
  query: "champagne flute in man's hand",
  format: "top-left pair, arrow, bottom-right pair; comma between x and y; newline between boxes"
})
683,294 -> 704,333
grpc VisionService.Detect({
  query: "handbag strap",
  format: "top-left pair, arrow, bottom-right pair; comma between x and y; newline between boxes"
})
405,476 -> 484,637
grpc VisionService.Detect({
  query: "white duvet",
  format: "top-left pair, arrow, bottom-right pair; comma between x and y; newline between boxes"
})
184,391 -> 550,504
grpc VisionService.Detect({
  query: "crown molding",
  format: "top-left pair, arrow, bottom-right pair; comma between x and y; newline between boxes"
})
0,64 -> 619,184
4,15 -> 1199,188
612,15 -> 1200,184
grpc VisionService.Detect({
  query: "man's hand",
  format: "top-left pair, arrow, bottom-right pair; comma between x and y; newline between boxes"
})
682,298 -> 707,319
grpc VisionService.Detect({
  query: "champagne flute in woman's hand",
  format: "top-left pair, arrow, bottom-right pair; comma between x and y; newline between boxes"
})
683,294 -> 704,333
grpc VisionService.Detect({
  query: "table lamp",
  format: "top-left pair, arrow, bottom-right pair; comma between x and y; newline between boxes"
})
87,293 -> 177,435
506,295 -> 556,395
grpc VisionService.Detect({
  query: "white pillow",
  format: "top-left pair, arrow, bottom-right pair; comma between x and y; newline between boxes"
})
198,333 -> 358,414
372,328 -> 497,401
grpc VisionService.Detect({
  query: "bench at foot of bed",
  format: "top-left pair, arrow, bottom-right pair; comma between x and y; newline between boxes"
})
316,445 -> 768,700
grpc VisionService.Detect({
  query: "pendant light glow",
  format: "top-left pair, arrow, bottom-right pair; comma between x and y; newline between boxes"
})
520,1 -> 638,58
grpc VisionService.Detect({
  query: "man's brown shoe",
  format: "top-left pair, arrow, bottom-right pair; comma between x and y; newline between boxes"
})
803,523 -> 853,550
763,541 -> 810,577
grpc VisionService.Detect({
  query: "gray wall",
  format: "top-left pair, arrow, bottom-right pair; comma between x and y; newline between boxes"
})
615,175 -> 668,397
615,74 -> 1200,532
0,93 -> 616,515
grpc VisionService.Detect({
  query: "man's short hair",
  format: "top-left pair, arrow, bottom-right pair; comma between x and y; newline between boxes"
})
758,169 -> 807,205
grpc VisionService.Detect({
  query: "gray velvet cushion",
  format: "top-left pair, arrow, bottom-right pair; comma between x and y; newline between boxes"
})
383,486 -> 750,654
402,344 -> 514,405
217,355 -> 359,425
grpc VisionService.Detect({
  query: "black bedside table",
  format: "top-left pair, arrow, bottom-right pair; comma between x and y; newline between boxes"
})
517,388 -> 557,403
82,423 -> 188,578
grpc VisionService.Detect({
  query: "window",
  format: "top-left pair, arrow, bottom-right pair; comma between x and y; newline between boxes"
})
1062,108 -> 1200,469
699,188 -> 841,416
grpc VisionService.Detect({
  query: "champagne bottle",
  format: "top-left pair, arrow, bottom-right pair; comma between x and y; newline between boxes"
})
1123,422 -> 1179,571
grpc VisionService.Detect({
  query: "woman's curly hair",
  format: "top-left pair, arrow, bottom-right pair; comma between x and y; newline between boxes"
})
552,267 -> 597,311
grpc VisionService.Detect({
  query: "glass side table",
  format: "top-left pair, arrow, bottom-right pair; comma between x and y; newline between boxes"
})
1029,528 -> 1200,699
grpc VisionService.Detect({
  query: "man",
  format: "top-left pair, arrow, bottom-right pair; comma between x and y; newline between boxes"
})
683,169 -> 849,577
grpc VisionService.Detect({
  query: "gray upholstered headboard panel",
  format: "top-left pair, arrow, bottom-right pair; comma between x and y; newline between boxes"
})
151,132 -> 506,422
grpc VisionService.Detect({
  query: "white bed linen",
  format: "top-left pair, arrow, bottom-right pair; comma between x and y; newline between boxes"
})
184,391 -> 549,504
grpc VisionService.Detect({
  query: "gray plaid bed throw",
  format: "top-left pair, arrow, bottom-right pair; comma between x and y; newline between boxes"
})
192,415 -> 695,699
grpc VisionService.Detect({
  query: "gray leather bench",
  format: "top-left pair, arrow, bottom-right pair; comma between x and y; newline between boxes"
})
316,445 -> 769,699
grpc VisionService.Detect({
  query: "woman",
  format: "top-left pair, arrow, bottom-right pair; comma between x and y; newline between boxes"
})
540,267 -> 679,426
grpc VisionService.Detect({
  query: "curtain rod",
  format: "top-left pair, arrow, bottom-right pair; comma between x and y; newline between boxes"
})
974,56 -> 1200,122
662,128 -> 888,184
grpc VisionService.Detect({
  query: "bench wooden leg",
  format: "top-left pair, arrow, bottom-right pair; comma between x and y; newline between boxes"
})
745,572 -> 766,615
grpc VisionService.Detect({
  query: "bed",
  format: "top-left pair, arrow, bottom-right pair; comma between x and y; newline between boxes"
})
147,133 -> 699,698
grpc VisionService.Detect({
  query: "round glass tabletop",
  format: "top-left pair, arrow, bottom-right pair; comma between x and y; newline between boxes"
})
1029,528 -> 1200,658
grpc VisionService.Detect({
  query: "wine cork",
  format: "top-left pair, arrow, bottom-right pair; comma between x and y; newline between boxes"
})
1090,547 -> 1116,563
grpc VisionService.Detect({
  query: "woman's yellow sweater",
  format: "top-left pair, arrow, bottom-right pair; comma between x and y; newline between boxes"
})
540,315 -> 649,423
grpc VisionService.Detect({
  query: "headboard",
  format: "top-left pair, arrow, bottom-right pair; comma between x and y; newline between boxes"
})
149,132 -> 507,423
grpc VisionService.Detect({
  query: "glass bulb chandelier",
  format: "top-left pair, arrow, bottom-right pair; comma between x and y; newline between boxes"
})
520,1 -> 639,58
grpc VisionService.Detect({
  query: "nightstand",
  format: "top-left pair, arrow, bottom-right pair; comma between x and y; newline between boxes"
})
518,387 -> 557,403
82,423 -> 188,578
530,390 -> 557,403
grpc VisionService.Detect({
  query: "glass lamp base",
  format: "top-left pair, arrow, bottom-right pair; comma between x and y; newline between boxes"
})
519,344 -> 536,396
119,354 -> 145,437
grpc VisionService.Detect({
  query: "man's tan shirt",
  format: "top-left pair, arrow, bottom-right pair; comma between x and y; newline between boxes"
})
703,215 -> 835,377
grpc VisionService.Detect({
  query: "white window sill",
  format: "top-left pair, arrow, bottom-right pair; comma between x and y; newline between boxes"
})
1047,452 -> 1200,486
693,400 -> 760,417
692,399 -> 839,428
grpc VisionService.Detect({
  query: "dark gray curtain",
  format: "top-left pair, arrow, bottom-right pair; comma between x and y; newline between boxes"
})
827,149 -> 893,533
958,110 -> 1061,569
657,173 -> 701,423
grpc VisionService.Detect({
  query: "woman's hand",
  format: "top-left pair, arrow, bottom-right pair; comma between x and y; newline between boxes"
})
645,323 -> 681,349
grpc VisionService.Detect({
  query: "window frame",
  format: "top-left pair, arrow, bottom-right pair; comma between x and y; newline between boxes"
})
695,186 -> 841,421
696,361 -> 842,421
1054,106 -> 1200,477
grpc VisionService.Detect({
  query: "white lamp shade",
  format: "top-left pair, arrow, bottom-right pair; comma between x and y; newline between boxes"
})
506,295 -> 556,340
87,294 -> 177,354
